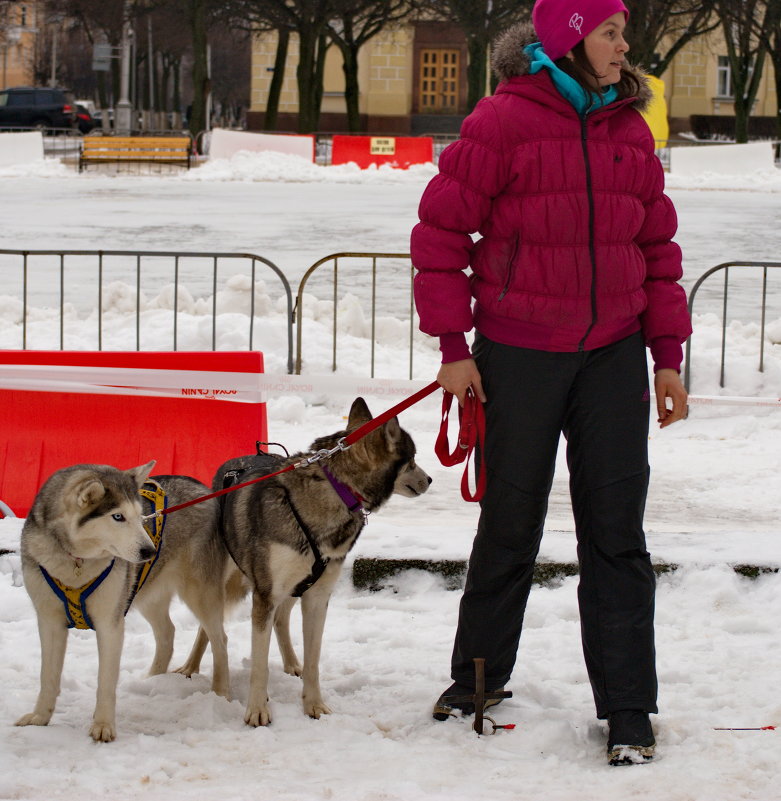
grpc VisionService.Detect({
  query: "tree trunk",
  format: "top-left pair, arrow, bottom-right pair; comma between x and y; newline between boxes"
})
314,32 -> 328,128
188,0 -> 209,143
296,26 -> 317,133
731,55 -> 765,143
296,28 -> 328,134
776,60 -> 781,139
733,100 -> 750,143
466,36 -> 487,113
265,28 -> 289,131
111,54 -> 121,109
174,59 -> 182,119
341,43 -> 362,132
97,71 -> 109,111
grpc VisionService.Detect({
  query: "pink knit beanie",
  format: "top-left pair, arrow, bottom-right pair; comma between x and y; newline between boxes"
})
532,0 -> 629,61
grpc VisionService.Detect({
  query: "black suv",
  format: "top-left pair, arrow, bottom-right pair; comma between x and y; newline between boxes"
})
0,87 -> 77,130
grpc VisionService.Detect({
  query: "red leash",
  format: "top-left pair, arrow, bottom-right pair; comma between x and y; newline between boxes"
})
434,388 -> 486,502
144,379 -> 487,519
144,380 -> 446,520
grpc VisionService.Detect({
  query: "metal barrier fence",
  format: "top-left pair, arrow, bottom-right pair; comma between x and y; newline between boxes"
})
0,249 -> 295,374
683,261 -> 781,392
294,252 -> 414,377
3,248 -> 778,391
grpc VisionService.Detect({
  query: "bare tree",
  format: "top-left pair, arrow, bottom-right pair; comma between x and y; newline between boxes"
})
751,0 -> 781,138
144,5 -> 190,119
221,1 -> 284,130
45,0 -> 132,108
716,0 -> 772,142
209,24 -> 251,127
228,0 -> 339,133
326,0 -> 411,132
623,0 -> 719,75
179,0 -> 210,138
412,0 -> 532,112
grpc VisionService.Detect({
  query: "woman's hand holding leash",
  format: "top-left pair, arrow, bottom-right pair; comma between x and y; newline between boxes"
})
437,359 -> 487,407
654,368 -> 688,428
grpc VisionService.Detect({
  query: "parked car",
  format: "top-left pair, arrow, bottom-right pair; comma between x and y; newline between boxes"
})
92,108 -> 114,128
75,103 -> 97,134
0,86 -> 77,130
75,98 -> 97,117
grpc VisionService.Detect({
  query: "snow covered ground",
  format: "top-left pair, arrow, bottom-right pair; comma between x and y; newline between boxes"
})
0,150 -> 780,800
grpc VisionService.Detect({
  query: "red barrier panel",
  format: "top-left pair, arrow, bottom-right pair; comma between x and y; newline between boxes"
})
331,135 -> 433,169
0,350 -> 268,517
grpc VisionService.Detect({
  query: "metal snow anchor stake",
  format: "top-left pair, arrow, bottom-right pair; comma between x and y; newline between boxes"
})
446,658 -> 515,735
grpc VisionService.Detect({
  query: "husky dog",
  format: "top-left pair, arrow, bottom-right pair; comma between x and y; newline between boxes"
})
15,463 -> 231,742
182,397 -> 431,727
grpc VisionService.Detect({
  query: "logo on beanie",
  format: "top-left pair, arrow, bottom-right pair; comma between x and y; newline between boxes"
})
569,12 -> 584,34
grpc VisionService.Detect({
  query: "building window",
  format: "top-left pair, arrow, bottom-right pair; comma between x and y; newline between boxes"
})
717,56 -> 732,98
419,49 -> 459,112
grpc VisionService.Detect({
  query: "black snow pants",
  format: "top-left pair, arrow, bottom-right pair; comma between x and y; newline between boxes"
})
451,331 -> 658,719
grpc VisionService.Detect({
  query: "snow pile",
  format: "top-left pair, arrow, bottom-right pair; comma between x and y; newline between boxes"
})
181,149 -> 438,185
665,167 -> 781,192
0,157 -> 72,179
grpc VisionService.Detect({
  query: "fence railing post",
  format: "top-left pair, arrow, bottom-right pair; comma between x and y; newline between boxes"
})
294,252 -> 413,377
684,261 -> 781,392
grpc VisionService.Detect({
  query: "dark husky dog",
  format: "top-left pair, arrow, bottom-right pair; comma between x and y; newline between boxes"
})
179,397 -> 431,726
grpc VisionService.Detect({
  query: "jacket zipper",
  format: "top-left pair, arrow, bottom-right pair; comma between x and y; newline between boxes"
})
578,114 -> 598,351
497,233 -> 520,301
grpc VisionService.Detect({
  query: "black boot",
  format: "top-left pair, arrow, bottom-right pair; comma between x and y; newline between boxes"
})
607,710 -> 656,765
432,682 -> 505,721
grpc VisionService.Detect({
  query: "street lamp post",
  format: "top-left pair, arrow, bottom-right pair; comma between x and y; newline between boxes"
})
115,3 -> 133,135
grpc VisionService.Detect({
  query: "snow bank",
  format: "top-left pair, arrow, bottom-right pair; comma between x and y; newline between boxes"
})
180,149 -> 438,185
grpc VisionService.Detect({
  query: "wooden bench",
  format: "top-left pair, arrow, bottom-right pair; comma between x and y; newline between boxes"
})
79,135 -> 192,171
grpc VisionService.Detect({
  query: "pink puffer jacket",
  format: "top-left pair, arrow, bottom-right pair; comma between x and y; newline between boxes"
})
411,24 -> 692,371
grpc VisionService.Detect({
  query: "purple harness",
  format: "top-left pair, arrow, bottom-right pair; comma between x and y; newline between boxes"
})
322,466 -> 364,513
287,466 -> 365,598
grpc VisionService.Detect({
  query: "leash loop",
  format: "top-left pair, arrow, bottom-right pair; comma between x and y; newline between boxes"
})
435,388 -> 486,502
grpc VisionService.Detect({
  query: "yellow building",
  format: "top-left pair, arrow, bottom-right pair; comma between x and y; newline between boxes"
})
248,20 -> 778,139
664,27 -> 777,131
0,2 -> 43,89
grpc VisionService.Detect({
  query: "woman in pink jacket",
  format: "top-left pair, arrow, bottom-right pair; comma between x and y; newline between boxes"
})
412,0 -> 692,764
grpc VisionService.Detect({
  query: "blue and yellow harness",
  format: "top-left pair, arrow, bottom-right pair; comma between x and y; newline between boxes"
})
39,481 -> 167,630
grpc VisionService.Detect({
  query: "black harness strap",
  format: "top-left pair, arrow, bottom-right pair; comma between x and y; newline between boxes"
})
218,466 -> 327,598
281,486 -> 329,598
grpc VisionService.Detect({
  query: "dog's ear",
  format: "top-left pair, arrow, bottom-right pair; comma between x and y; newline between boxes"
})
382,416 -> 401,445
127,460 -> 156,488
347,397 -> 372,430
75,476 -> 106,510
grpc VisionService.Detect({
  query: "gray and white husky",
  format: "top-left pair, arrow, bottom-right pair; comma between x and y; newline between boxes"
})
179,397 -> 432,726
15,462 -> 232,742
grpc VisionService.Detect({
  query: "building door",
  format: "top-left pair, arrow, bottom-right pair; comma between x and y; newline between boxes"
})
419,49 -> 459,112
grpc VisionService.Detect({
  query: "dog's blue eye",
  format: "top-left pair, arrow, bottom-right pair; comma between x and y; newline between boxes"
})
112,513 -> 125,522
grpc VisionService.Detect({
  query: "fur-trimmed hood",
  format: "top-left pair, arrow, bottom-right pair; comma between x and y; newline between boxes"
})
491,21 -> 652,112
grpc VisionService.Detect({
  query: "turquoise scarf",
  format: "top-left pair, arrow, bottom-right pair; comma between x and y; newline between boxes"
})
523,42 -> 618,115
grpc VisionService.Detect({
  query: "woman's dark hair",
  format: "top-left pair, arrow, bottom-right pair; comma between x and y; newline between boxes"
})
556,40 -> 641,102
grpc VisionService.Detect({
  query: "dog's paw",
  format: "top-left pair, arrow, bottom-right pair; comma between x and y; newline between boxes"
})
303,697 -> 332,719
172,662 -> 198,679
283,660 -> 303,677
211,681 -> 231,700
244,704 -> 271,727
90,720 -> 117,742
15,712 -> 51,727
